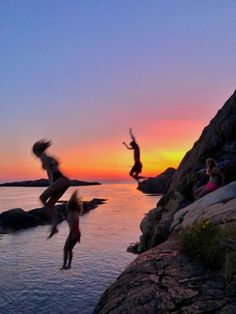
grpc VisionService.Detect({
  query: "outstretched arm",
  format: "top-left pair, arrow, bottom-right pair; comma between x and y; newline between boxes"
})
122,142 -> 132,150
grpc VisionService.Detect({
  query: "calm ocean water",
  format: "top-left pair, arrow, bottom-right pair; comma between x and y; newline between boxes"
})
0,183 -> 160,314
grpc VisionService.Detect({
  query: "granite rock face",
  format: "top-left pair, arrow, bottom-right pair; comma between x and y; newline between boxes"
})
94,92 -> 236,313
95,186 -> 236,313
137,168 -> 176,194
171,181 -> 236,232
138,91 -> 236,252
94,239 -> 236,314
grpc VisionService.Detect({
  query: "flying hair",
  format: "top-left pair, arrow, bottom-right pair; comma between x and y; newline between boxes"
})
32,138 -> 52,155
67,190 -> 83,214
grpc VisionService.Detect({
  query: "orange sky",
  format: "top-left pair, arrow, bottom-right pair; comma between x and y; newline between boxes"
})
1,2 -> 235,183
0,118 -> 207,183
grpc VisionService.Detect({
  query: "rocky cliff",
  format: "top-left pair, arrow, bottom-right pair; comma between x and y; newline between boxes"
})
94,181 -> 236,314
138,90 -> 236,252
137,167 -> 176,194
94,91 -> 236,313
94,237 -> 236,313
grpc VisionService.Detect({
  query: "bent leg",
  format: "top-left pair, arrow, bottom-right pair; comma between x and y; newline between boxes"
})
129,166 -> 136,178
41,180 -> 70,238
130,165 -> 140,182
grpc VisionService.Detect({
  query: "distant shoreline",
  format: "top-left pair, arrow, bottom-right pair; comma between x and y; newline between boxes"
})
0,178 -> 101,187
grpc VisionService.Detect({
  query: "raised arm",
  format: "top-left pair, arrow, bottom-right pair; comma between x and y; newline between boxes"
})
129,128 -> 136,142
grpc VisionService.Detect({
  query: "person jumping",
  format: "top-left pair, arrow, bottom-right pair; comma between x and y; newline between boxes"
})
32,139 -> 70,238
61,190 -> 82,270
123,128 -> 145,183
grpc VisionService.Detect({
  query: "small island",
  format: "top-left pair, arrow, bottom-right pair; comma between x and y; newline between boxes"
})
0,178 -> 101,187
0,198 -> 106,233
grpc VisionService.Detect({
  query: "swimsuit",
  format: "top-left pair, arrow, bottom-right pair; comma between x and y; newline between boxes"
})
64,232 -> 80,250
205,181 -> 218,192
52,170 -> 64,182
131,161 -> 142,174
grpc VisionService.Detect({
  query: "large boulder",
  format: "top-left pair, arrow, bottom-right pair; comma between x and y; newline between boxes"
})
137,167 -> 176,194
137,91 -> 236,251
95,190 -> 236,313
0,208 -> 42,231
171,181 -> 236,232
94,238 -> 236,314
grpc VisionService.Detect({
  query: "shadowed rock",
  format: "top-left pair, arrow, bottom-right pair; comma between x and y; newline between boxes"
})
94,238 -> 236,314
137,168 -> 176,194
138,91 -> 236,252
0,178 -> 101,187
95,184 -> 236,313
94,92 -> 236,313
0,198 -> 106,233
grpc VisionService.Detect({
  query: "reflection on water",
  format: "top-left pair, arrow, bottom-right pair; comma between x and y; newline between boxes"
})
0,184 -> 160,314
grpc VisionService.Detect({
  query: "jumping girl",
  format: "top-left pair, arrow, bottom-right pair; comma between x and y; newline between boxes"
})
61,190 -> 82,270
32,139 -> 70,238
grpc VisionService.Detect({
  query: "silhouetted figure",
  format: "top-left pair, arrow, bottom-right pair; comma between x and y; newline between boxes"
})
123,128 -> 144,183
194,158 -> 224,200
32,139 -> 70,238
61,190 -> 82,270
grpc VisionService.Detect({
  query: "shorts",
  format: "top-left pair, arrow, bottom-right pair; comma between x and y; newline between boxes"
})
130,162 -> 142,174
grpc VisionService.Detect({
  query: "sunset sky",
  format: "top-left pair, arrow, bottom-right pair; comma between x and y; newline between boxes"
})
0,1 -> 236,183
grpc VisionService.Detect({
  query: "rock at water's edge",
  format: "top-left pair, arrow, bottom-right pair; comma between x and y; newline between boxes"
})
0,178 -> 101,187
137,167 -> 176,194
0,198 -> 106,233
94,238 -> 236,314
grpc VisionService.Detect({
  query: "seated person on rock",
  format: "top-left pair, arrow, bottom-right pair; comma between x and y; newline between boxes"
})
194,158 -> 224,200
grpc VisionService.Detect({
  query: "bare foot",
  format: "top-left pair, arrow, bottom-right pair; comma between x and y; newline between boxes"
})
137,176 -> 146,179
47,227 -> 59,239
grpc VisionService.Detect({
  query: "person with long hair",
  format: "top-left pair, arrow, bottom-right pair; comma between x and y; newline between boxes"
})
32,139 -> 70,238
194,158 -> 224,200
61,190 -> 82,270
123,128 -> 144,183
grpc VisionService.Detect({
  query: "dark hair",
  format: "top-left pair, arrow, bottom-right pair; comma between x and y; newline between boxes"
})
130,141 -> 136,148
32,139 -> 52,155
67,190 -> 83,214
206,158 -> 217,169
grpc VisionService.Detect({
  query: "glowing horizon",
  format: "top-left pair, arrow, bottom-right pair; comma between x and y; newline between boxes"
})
0,116 -> 218,183
0,1 -> 235,183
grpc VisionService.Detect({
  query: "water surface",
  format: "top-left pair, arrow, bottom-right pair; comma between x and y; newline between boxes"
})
0,184 -> 160,314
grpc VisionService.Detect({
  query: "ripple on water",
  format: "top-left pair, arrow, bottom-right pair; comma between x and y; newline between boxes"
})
0,184 -> 159,314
